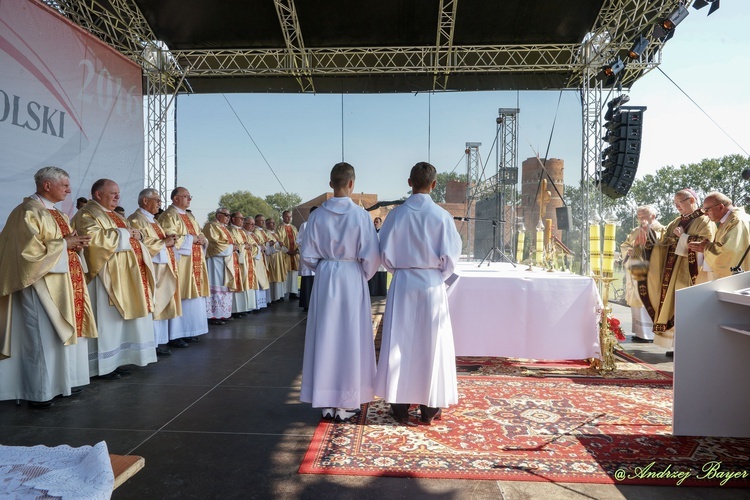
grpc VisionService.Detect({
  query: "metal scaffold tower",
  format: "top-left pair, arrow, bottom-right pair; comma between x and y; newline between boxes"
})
464,142 -> 482,257
144,46 -> 170,202
496,108 -> 520,255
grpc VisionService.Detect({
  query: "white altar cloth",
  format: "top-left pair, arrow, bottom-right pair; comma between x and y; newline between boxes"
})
0,441 -> 114,499
448,262 -> 602,360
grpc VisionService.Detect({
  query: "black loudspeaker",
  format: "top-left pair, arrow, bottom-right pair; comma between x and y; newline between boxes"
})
556,206 -> 572,231
473,194 -> 499,258
598,105 -> 647,199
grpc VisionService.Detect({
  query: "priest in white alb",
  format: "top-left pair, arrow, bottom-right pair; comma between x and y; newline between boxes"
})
71,179 -> 157,378
0,166 -> 97,407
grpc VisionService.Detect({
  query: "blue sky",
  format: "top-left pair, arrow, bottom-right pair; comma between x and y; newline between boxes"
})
174,3 -> 749,224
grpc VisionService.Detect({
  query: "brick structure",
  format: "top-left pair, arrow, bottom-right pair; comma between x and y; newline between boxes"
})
520,157 -> 565,243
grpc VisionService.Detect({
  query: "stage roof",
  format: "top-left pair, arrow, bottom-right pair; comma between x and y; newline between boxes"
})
44,0 -> 687,93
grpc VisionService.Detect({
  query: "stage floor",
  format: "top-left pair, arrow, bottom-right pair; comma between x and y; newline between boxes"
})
0,299 -> 718,500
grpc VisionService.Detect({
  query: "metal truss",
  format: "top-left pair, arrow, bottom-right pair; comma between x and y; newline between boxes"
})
273,0 -> 315,92
433,0 -> 459,91
464,142 -> 482,258
172,44 -> 581,80
41,0 -> 688,92
496,109 -> 519,254
145,72 -> 169,202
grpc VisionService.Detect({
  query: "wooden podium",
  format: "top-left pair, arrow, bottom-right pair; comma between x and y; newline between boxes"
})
674,272 -> 750,437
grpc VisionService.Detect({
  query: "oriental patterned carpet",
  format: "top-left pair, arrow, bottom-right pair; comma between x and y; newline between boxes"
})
299,355 -> 750,486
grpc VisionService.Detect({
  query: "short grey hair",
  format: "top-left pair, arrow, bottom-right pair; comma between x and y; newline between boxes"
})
636,205 -> 658,218
34,166 -> 69,184
138,188 -> 159,207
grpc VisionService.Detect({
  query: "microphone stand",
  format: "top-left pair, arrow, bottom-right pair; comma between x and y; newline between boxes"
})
455,216 -> 515,268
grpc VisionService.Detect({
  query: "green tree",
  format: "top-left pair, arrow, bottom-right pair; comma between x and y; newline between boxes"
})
265,192 -> 302,215
211,191 -> 276,221
628,154 -> 750,224
431,172 -> 467,203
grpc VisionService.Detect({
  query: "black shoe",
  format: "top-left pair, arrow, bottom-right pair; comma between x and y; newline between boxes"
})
289,293 -> 299,299
70,387 -> 83,395
29,400 -> 54,409
168,339 -> 190,348
115,367 -> 131,375
334,408 -> 361,423
208,319 -> 225,326
156,347 -> 171,357
96,371 -> 121,380
185,336 -> 200,343
666,351 -> 674,358
631,336 -> 653,343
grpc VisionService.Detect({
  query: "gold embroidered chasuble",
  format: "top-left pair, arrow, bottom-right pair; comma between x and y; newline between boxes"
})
202,221 -> 241,291
0,197 -> 97,359
278,223 -> 299,272
157,205 -> 210,300
71,201 -> 155,320
229,225 -> 254,291
248,230 -> 270,290
128,209 -> 182,320
643,211 -> 714,345
263,229 -> 287,283
703,208 -> 750,279
620,221 -> 665,308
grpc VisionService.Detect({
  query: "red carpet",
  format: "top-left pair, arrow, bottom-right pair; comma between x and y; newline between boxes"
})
300,358 -> 750,486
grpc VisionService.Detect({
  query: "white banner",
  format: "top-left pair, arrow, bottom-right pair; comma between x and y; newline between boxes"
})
0,0 -> 144,225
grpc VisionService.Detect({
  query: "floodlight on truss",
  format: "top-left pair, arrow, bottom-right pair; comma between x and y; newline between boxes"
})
627,35 -> 649,60
602,57 -> 625,86
693,0 -> 720,16
652,4 -> 689,39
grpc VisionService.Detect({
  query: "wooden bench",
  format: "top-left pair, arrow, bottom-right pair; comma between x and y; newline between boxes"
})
110,454 -> 145,490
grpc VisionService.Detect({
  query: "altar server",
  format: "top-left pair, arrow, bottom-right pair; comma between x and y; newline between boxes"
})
300,162 -> 380,422
374,162 -> 462,424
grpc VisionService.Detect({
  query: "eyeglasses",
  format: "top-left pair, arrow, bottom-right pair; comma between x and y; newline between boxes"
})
701,203 -> 722,213
148,197 -> 162,203
176,195 -> 193,200
217,212 -> 230,217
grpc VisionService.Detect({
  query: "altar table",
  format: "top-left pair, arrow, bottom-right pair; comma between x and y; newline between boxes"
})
448,262 -> 602,360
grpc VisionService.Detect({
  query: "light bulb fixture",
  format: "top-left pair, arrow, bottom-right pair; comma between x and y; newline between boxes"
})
602,57 -> 624,78
660,4 -> 689,32
627,35 -> 649,59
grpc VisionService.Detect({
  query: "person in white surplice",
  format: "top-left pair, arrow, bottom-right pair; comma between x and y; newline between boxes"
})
299,162 -> 381,422
374,162 -> 462,425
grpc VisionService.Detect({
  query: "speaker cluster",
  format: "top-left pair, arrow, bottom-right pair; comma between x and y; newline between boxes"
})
597,99 -> 646,199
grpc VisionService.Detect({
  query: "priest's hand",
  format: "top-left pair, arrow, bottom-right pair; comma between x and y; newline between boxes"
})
164,234 -> 176,248
65,232 -> 91,251
129,228 -> 142,241
196,234 -> 208,246
687,239 -> 708,253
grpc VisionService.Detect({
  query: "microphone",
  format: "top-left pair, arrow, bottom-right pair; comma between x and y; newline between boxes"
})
742,169 -> 750,180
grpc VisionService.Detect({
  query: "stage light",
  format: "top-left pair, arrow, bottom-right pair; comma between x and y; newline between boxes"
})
627,35 -> 649,59
693,0 -> 720,16
601,57 -> 625,87
603,58 -> 624,78
660,4 -> 689,32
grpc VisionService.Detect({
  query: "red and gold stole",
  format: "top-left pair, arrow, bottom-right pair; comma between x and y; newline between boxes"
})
239,230 -> 255,287
106,212 -> 152,312
284,224 -> 298,271
48,209 -> 86,336
179,213 -> 204,290
151,222 -> 177,274
218,225 -> 242,291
